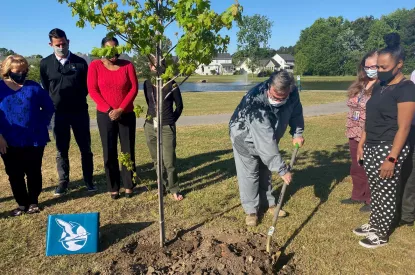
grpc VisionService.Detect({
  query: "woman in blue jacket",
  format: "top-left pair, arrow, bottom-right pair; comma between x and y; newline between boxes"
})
0,55 -> 55,216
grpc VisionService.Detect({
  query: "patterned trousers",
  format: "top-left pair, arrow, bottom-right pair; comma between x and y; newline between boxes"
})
363,143 -> 409,237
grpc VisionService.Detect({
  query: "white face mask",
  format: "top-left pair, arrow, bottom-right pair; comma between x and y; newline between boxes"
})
268,96 -> 289,107
365,68 -> 377,79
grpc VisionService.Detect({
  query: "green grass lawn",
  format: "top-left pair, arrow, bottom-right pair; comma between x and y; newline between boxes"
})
0,114 -> 414,274
87,91 -> 347,119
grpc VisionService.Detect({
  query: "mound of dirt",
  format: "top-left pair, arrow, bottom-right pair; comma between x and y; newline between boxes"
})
116,229 -> 297,275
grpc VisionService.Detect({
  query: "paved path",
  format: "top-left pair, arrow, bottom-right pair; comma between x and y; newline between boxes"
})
89,101 -> 347,128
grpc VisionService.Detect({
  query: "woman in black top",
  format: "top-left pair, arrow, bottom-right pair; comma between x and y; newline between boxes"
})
354,33 -> 415,248
143,60 -> 184,201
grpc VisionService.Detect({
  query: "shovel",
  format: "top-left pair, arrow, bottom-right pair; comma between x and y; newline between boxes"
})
266,143 -> 300,260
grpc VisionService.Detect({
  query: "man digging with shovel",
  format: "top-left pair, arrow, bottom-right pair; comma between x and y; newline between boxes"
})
229,71 -> 305,226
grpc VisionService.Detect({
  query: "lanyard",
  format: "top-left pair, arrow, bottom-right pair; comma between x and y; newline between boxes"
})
357,89 -> 365,104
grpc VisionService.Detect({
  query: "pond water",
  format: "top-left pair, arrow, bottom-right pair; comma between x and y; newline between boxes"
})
138,81 -> 352,92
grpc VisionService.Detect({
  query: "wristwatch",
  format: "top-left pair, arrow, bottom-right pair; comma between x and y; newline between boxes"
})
386,156 -> 397,164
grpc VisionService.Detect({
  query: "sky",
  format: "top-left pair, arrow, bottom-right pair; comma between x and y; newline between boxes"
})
1,0 -> 414,57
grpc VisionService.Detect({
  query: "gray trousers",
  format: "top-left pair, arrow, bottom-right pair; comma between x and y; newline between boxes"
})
401,126 -> 415,222
231,145 -> 275,214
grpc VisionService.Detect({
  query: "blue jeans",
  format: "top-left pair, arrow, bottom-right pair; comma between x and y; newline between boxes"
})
51,111 -> 93,187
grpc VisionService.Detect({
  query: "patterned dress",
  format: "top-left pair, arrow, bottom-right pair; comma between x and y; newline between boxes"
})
346,91 -> 370,142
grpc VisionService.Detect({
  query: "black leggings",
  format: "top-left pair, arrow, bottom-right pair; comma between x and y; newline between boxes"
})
1,146 -> 45,208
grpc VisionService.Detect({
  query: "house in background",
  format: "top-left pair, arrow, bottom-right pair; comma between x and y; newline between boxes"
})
235,53 -> 295,74
235,58 -> 282,74
235,58 -> 275,74
264,59 -> 281,72
195,53 -> 234,75
272,53 -> 295,72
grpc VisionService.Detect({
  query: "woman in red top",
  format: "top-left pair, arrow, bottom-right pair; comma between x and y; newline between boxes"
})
87,37 -> 138,199
343,50 -> 378,212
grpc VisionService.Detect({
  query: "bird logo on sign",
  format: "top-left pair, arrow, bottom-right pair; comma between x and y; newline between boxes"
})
55,218 -> 90,251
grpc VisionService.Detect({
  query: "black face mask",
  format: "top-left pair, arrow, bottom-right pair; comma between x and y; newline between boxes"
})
9,72 -> 27,85
378,64 -> 399,84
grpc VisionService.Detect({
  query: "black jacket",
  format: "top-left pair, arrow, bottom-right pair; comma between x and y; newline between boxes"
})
144,80 -> 183,126
40,52 -> 88,113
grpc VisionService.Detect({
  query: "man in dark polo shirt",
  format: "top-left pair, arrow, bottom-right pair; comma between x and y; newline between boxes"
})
40,28 -> 95,195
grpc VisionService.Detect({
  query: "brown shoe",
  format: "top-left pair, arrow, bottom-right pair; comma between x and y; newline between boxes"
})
245,213 -> 258,226
268,207 -> 287,217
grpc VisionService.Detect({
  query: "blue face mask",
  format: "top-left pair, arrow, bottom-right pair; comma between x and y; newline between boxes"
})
365,69 -> 377,79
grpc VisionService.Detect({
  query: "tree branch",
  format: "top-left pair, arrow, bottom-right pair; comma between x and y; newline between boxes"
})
178,74 -> 191,86
162,74 -> 180,89
99,6 -> 142,51
162,74 -> 191,99
161,43 -> 177,61
165,18 -> 175,29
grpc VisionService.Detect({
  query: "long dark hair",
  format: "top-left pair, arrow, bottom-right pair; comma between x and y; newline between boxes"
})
347,50 -> 377,98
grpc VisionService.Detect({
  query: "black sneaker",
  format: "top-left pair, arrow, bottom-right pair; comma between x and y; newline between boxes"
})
54,183 -> 68,196
86,184 -> 98,192
341,198 -> 363,205
353,223 -> 377,236
359,234 -> 388,249
399,220 -> 414,227
359,204 -> 371,213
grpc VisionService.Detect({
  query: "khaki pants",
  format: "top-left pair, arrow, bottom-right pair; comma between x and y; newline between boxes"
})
144,122 -> 179,194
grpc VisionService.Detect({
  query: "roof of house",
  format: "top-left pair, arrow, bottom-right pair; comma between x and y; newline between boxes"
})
236,58 -> 280,68
213,53 -> 232,60
269,59 -> 281,67
258,59 -> 271,67
276,53 -> 295,62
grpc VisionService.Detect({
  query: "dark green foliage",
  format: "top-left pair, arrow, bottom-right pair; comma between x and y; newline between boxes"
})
294,8 -> 415,76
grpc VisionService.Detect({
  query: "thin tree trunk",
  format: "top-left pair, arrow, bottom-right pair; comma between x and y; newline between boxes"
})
156,0 -> 165,248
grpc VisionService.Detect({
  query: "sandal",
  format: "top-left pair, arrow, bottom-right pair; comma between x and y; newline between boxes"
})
172,193 -> 184,201
111,193 -> 120,200
10,207 -> 26,217
27,204 -> 40,214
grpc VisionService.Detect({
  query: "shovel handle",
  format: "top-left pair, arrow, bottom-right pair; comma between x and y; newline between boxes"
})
266,144 -> 300,253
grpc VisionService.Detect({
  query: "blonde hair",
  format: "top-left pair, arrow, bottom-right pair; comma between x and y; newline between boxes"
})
1,55 -> 29,79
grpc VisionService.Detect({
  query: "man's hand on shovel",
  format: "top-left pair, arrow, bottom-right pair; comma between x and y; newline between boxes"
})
292,137 -> 305,147
281,172 -> 292,185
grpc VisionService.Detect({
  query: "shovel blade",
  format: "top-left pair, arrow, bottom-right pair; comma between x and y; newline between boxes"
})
272,250 -> 282,264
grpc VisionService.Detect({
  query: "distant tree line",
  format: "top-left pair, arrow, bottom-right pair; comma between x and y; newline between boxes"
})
294,8 -> 415,75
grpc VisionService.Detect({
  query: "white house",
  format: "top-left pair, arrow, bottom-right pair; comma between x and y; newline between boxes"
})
235,58 -> 281,74
264,59 -> 281,72
195,53 -> 234,75
272,53 -> 295,72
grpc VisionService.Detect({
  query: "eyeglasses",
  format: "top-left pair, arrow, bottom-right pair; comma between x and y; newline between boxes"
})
363,65 -> 378,70
268,87 -> 290,101
268,90 -> 289,102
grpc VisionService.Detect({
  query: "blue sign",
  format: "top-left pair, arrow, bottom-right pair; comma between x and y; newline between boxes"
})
46,212 -> 99,256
